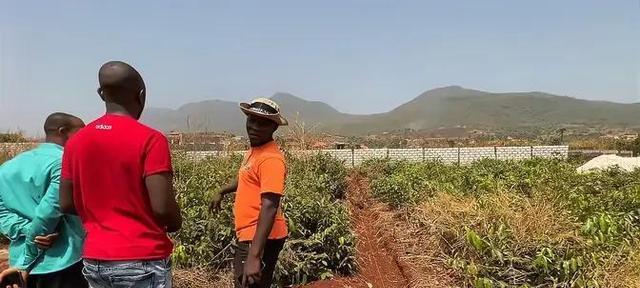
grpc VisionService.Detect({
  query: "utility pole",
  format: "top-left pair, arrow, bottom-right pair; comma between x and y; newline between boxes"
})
558,128 -> 566,144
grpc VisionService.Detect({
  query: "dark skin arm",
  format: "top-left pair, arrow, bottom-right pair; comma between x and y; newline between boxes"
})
59,179 -> 76,215
243,193 -> 281,287
146,173 -> 182,233
208,180 -> 238,212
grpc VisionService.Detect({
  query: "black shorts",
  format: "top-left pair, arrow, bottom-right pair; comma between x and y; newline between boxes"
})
233,238 -> 286,288
28,261 -> 88,288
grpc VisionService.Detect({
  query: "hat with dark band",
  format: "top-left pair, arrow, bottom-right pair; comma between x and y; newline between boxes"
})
239,98 -> 288,126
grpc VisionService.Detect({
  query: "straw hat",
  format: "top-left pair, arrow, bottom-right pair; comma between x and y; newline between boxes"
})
239,98 -> 288,126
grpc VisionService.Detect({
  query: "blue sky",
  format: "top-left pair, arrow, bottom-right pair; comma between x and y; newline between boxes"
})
1,0 -> 638,134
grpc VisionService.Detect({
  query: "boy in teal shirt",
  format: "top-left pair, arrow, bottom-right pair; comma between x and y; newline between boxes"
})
0,113 -> 86,288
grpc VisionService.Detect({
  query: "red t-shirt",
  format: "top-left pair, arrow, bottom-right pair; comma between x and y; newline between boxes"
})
61,114 -> 173,260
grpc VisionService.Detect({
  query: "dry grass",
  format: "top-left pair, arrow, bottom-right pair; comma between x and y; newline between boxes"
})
478,192 -> 581,249
600,249 -> 640,288
411,192 -> 581,254
384,206 -> 459,288
173,268 -> 234,288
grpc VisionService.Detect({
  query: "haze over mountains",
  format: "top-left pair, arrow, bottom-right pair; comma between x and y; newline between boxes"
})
142,86 -> 640,135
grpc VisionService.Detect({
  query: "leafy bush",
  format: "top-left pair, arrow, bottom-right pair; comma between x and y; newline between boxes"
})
365,158 -> 640,287
171,152 -> 356,287
172,153 -> 241,269
276,153 -> 356,285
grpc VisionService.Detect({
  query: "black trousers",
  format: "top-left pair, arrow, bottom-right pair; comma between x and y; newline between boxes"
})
28,261 -> 88,288
233,239 -> 286,288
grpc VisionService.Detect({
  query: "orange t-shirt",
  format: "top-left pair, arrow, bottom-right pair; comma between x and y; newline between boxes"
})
234,141 -> 288,241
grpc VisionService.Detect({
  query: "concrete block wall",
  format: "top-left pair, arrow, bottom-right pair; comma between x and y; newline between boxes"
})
4,144 -> 569,166
425,148 -> 459,164
353,149 -> 386,166
388,148 -> 423,161
182,145 -> 570,166
318,149 -> 353,165
186,150 -> 246,160
459,147 -> 496,164
496,146 -> 532,161
533,146 -> 569,159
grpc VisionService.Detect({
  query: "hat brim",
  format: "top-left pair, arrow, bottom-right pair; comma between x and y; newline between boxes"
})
239,103 -> 289,126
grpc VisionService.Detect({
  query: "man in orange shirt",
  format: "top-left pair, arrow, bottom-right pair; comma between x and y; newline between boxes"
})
210,98 -> 289,288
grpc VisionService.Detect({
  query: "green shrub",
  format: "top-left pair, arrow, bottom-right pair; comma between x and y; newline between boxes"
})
172,153 -> 242,269
171,152 -> 356,286
276,153 -> 356,285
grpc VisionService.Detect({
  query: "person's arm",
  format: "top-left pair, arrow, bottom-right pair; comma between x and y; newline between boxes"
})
0,194 -> 31,241
220,180 -> 238,196
243,158 -> 286,286
59,180 -> 76,215
146,172 -> 182,233
209,180 -> 238,212
144,133 -> 182,233
59,147 -> 76,215
250,195 -> 281,255
19,162 -> 64,270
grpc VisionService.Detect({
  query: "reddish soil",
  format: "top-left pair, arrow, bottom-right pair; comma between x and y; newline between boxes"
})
300,172 -> 457,288
300,173 -> 411,288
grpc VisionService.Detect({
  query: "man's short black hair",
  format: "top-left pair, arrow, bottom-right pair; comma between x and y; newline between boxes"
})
98,61 -> 145,103
44,112 -> 82,136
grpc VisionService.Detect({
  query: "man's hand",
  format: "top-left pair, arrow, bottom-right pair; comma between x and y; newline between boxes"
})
242,254 -> 262,287
0,268 -> 28,288
208,192 -> 223,213
209,181 -> 238,214
33,233 -> 59,250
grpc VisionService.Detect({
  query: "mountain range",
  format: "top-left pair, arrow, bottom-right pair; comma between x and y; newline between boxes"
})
141,86 -> 640,135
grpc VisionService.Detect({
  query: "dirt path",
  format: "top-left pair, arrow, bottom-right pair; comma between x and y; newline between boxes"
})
300,173 -> 411,288
300,172 -> 457,288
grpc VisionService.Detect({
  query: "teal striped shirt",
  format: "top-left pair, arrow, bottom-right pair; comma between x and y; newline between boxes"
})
0,143 -> 85,274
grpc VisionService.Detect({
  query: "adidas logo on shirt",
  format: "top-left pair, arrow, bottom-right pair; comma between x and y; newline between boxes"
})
95,124 -> 112,130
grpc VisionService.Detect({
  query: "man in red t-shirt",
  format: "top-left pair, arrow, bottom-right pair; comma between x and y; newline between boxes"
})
59,61 -> 182,288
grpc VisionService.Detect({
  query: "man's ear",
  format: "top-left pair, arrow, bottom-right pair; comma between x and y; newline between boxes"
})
97,87 -> 106,101
57,126 -> 68,137
138,88 -> 146,105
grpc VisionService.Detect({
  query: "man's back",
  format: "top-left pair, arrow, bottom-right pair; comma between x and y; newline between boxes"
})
62,114 -> 173,260
0,144 -> 84,274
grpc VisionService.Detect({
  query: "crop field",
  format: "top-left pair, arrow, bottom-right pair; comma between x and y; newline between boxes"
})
171,154 -> 640,288
1,152 -> 638,287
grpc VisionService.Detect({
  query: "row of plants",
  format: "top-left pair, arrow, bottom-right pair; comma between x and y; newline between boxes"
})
171,152 -> 356,287
362,158 -> 640,287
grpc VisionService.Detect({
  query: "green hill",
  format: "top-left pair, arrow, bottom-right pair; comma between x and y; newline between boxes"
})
142,86 -> 640,135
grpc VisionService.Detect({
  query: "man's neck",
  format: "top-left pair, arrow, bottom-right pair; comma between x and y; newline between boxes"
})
44,137 -> 64,147
105,103 -> 136,118
250,138 -> 274,148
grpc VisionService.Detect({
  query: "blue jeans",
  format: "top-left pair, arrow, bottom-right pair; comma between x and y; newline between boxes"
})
81,258 -> 172,288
